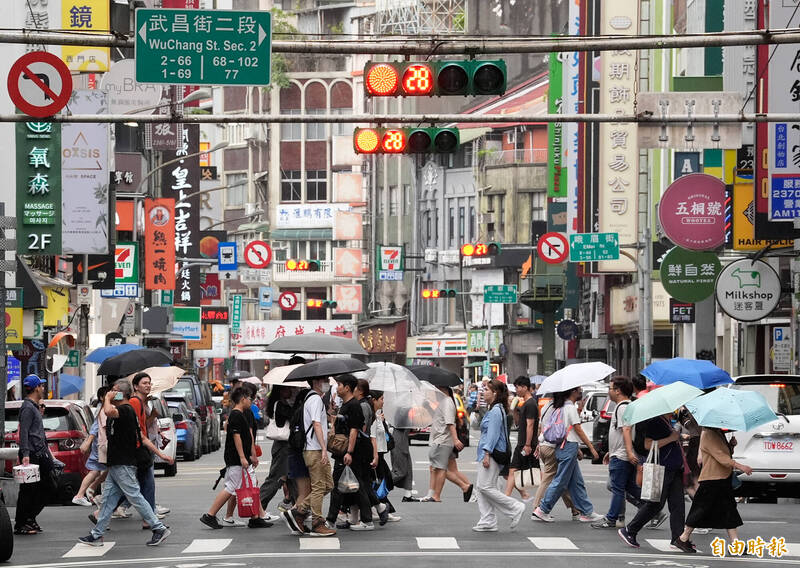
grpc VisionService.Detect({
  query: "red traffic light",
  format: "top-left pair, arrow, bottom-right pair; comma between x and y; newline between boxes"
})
286,259 -> 319,271
460,242 -> 501,257
402,64 -> 433,95
354,128 -> 380,153
365,63 -> 400,96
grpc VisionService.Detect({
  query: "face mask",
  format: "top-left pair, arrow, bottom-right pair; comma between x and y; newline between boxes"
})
113,392 -> 124,401
321,383 -> 331,394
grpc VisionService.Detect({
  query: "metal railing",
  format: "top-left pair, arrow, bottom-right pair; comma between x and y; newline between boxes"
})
273,260 -> 335,282
481,148 -> 548,166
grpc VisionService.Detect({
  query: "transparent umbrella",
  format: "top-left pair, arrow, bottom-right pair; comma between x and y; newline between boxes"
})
383,380 -> 450,429
365,362 -> 422,392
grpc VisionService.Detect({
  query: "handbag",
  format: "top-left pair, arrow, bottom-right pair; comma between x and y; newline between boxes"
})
490,407 -> 511,466
640,441 -> 665,502
327,433 -> 349,459
265,419 -> 290,442
514,455 -> 542,491
235,469 -> 260,518
337,465 -> 360,493
134,423 -> 154,472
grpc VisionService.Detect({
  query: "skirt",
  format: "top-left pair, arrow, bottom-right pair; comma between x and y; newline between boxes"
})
686,476 -> 742,529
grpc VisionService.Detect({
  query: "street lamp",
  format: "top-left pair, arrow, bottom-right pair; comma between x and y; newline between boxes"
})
122,88 -> 213,126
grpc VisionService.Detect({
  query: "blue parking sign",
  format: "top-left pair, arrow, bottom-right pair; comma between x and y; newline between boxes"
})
7,356 -> 20,383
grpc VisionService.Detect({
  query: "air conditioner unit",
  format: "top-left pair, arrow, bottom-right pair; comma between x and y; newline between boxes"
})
244,202 -> 258,216
479,213 -> 494,224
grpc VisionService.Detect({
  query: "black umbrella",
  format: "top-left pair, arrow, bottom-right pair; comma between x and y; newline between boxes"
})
266,333 -> 368,356
285,357 -> 368,382
408,365 -> 462,387
97,348 -> 172,376
225,370 -> 252,381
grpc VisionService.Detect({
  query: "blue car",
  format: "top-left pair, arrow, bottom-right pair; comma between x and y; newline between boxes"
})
166,400 -> 201,461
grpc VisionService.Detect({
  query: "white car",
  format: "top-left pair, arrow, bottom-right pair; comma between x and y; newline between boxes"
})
149,394 -> 178,477
731,375 -> 800,498
579,388 -> 609,450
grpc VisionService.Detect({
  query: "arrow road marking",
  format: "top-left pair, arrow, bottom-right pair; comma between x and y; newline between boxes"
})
21,65 -> 58,102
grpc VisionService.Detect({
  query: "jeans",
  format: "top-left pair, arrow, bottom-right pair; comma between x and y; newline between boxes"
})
534,444 -> 576,511
626,467 -> 685,542
117,463 -> 155,511
301,449 -> 334,520
539,442 -> 594,515
475,456 -> 524,529
92,465 -> 164,538
606,457 -> 642,521
260,441 -> 289,509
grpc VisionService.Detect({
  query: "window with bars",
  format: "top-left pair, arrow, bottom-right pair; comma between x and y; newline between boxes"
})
469,206 -> 475,241
225,173 -> 247,208
448,207 -> 455,246
308,240 -> 327,261
389,186 -> 398,215
531,191 -> 546,221
281,170 -> 302,202
280,109 -> 301,140
306,170 -> 327,201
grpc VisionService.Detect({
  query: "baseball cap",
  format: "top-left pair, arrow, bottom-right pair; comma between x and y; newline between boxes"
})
23,375 -> 46,389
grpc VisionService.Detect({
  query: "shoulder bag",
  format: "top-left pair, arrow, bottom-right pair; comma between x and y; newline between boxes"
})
266,417 -> 290,441
490,407 -> 511,466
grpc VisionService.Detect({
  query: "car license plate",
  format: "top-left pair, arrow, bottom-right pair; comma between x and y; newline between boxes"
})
763,440 -> 794,452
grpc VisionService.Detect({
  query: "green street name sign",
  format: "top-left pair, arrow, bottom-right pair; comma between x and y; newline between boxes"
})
569,232 -> 619,262
135,9 -> 271,86
483,285 -> 518,304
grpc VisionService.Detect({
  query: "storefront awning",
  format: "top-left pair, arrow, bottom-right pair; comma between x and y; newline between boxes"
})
269,228 -> 333,240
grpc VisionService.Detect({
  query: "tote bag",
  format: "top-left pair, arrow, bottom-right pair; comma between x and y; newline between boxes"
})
514,462 -> 542,491
265,419 -> 290,442
640,441 -> 665,502
236,469 -> 261,518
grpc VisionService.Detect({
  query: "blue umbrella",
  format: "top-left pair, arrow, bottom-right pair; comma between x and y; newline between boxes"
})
640,358 -> 733,390
86,343 -> 143,364
58,374 -> 85,397
685,388 -> 778,431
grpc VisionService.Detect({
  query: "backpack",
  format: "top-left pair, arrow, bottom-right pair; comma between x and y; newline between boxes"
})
288,391 -> 319,452
542,406 -> 568,445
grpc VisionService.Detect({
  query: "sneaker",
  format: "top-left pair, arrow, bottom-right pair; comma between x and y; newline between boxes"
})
591,517 -> 617,529
377,506 -> 390,526
401,496 -> 420,503
146,527 -> 171,546
579,512 -> 604,523
532,507 -> 554,523
310,520 -> 337,537
647,511 -> 668,529
694,527 -> 710,535
572,513 -> 582,521
349,521 -> 375,531
262,512 -> 281,523
386,513 -> 402,522
112,507 -> 131,519
325,521 -> 337,530
335,519 -> 351,530
247,517 -> 273,528
510,504 -> 525,531
221,517 -> 246,527
618,527 -> 640,548
277,499 -> 294,513
200,514 -> 223,530
72,496 -> 93,507
282,509 -> 303,534
156,513 -> 167,520
671,538 -> 697,554
472,524 -> 498,532
78,534 -> 103,547
155,505 -> 170,515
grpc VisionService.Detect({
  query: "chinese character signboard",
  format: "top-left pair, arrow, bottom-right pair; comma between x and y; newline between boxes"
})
598,1 -> 639,272
669,299 -> 695,324
335,248 -> 363,278
276,203 -> 352,228
201,306 -> 229,324
62,90 -> 110,254
547,51 -> 564,198
658,173 -> 726,251
466,329 -> 502,356
200,272 -> 220,302
715,259 -> 781,322
333,284 -> 362,314
16,121 -> 61,255
242,320 -> 353,345
62,0 -> 109,72
144,198 -> 176,290
358,320 -> 407,354
230,294 -> 242,336
659,247 -> 721,303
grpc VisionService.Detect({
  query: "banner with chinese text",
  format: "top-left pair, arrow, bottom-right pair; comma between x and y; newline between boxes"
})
144,198 -> 176,290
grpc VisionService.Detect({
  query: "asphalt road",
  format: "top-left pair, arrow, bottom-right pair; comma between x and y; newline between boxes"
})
5,433 -> 800,568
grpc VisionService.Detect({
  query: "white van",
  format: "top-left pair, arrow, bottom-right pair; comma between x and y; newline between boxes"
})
731,375 -> 800,498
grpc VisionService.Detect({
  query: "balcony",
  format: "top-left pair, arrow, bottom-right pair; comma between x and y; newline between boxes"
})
273,260 -> 335,283
480,149 -> 548,193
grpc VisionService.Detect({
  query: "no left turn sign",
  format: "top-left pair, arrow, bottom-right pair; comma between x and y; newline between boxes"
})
278,291 -> 298,311
537,232 -> 569,264
7,51 -> 73,118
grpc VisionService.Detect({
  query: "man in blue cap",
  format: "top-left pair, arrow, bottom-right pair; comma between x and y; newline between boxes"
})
15,374 -> 54,535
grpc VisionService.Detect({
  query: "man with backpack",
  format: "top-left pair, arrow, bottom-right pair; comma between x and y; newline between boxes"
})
283,377 -> 335,537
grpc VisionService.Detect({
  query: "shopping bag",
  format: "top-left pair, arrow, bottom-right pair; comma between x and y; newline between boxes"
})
514,463 -> 542,491
373,478 -> 389,500
640,441 -> 665,502
236,469 -> 261,518
337,465 -> 360,494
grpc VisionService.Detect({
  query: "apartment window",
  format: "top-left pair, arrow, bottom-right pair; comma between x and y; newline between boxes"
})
389,186 -> 398,216
225,124 -> 247,146
280,109 -> 301,140
448,207 -> 455,245
469,206 -> 475,241
531,191 -> 546,221
403,184 -> 411,216
458,206 -> 465,242
330,108 -> 352,136
305,109 -> 326,140
281,170 -> 302,202
306,170 -> 327,201
425,213 -> 431,243
497,195 -> 505,233
308,240 -> 327,261
225,173 -> 247,208
464,142 -> 474,168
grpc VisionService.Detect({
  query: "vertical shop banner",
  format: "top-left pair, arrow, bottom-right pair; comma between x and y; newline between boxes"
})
163,124 -> 200,305
144,198 -> 176,290
563,0 -> 581,233
16,121 -> 61,255
334,285 -> 363,314
547,52 -> 564,198
61,0 -> 109,72
598,0 -> 639,272
62,90 -> 110,253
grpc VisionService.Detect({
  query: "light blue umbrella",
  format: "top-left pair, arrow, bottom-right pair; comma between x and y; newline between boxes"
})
58,374 -> 85,397
641,358 -> 733,390
86,343 -> 143,364
623,381 -> 704,425
685,388 -> 778,431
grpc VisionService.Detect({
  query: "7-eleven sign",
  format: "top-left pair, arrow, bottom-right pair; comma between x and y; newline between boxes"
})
115,242 -> 139,284
379,246 -> 404,271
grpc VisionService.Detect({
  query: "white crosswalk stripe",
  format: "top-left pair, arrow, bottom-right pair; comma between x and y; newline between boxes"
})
528,537 -> 578,550
785,543 -> 800,557
62,542 -> 116,558
182,538 -> 233,554
645,539 -> 675,552
416,537 -> 459,549
299,537 -> 341,550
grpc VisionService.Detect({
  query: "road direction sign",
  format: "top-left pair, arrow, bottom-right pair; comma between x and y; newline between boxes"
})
715,258 -> 781,322
278,291 -> 298,311
7,51 -> 73,118
244,240 -> 272,269
483,284 -> 518,304
218,241 -> 237,271
569,232 -> 620,262
135,9 -> 272,86
537,232 -> 569,264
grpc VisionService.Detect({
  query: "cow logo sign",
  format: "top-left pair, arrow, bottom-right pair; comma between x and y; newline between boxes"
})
715,258 -> 781,322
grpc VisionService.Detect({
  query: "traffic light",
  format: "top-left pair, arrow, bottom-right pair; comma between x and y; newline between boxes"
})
306,299 -> 337,309
353,127 -> 460,154
364,60 -> 507,97
460,242 -> 501,257
421,289 -> 457,299
286,259 -> 320,271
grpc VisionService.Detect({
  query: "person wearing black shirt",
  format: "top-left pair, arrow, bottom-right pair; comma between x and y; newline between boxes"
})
504,376 -> 539,499
79,380 -> 171,547
259,385 -> 296,512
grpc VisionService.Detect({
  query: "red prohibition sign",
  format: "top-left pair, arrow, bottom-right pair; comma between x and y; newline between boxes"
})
537,232 -> 569,264
278,291 -> 298,311
244,240 -> 273,269
7,51 -> 73,118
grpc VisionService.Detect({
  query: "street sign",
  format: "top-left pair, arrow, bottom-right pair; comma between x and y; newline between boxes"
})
66,349 -> 80,368
77,284 -> 92,305
483,284 -> 518,304
244,240 -> 272,269
7,51 -> 73,118
240,267 -> 270,284
568,232 -> 620,262
258,286 -> 273,309
218,241 -> 237,271
379,271 -> 403,281
161,290 -> 174,306
172,306 -> 202,340
7,356 -> 20,383
669,299 -> 696,324
231,294 -> 243,336
715,258 -> 782,322
278,291 -> 298,311
135,9 -> 272,86
100,283 -> 140,298
660,247 -> 721,303
537,232 -> 569,264
556,319 -> 579,340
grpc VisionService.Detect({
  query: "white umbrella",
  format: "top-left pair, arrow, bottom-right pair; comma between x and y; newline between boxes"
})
136,366 -> 185,394
262,364 -> 304,386
240,376 -> 262,386
536,362 -> 615,395
383,380 -> 450,429
364,362 -> 422,392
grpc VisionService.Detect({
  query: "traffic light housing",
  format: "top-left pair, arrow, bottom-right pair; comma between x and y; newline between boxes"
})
354,127 -> 460,154
364,60 -> 507,97
460,242 -> 501,257
421,289 -> 457,299
286,259 -> 320,271
306,299 -> 337,309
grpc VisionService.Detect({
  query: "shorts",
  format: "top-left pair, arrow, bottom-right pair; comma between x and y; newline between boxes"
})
428,443 -> 454,470
85,457 -> 107,472
224,465 -> 257,495
288,450 -> 309,479
509,445 -> 536,471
